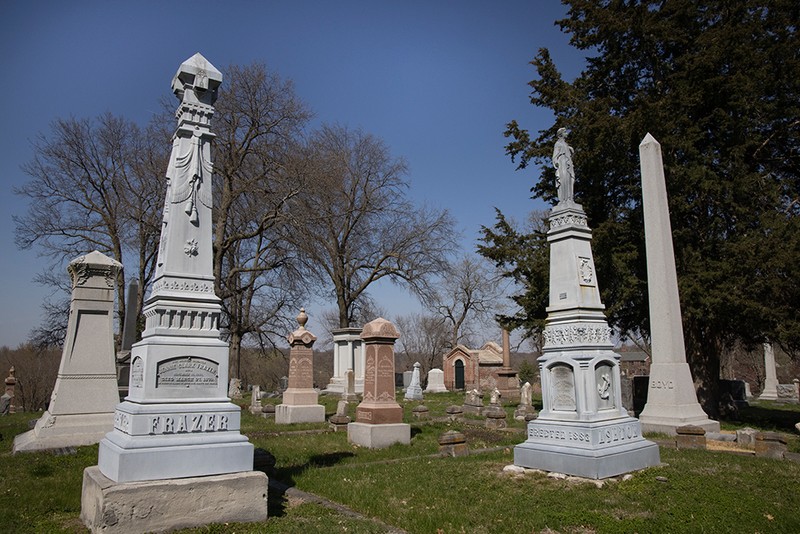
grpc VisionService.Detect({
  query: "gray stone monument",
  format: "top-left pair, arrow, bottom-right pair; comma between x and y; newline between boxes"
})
757,342 -> 779,401
81,53 -> 266,533
514,131 -> 660,479
424,368 -> 448,393
276,309 -> 325,424
637,134 -> 720,434
325,327 -> 364,394
404,362 -> 424,401
14,251 -> 122,453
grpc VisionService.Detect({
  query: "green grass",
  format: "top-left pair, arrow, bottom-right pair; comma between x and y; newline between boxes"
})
1,395 -> 798,533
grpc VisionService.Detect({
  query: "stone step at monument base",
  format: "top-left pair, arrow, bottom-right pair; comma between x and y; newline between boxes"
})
639,414 -> 720,436
80,466 -> 267,534
347,422 -> 410,448
323,377 -> 364,395
13,411 -> 114,453
99,436 -> 254,483
275,403 -> 326,424
514,417 -> 660,479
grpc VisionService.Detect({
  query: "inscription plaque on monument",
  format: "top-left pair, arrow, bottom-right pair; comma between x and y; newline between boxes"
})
551,365 -> 576,411
130,357 -> 143,388
156,356 -> 219,388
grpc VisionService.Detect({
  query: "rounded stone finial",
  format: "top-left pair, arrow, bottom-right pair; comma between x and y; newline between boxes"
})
360,317 -> 400,341
296,308 -> 308,330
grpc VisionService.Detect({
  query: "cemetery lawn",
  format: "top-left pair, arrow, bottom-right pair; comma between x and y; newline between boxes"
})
0,394 -> 798,533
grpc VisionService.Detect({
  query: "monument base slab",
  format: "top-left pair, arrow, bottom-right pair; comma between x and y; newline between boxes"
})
13,411 -> 113,453
98,436 -> 254,483
275,404 -> 326,424
514,418 -> 660,479
640,416 -> 720,436
80,465 -> 267,534
347,422 -> 410,448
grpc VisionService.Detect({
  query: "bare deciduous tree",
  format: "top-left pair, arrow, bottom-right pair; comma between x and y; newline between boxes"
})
431,255 -> 502,348
14,113 -> 166,344
290,124 -> 457,329
395,312 -> 450,387
211,63 -> 313,378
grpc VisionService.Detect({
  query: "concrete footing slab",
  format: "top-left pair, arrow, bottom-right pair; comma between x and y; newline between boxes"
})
347,422 -> 410,448
275,404 -> 326,424
80,466 -> 267,533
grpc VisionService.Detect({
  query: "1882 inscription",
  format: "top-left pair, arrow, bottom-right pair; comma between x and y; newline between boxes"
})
156,356 -> 218,388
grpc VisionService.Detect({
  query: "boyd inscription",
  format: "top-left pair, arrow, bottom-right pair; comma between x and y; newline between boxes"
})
651,379 -> 675,389
156,356 -> 218,388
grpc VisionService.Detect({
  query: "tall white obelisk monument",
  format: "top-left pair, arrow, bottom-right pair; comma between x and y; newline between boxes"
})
637,133 -> 719,435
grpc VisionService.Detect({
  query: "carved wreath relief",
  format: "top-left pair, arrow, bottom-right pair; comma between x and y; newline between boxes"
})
578,257 -> 594,286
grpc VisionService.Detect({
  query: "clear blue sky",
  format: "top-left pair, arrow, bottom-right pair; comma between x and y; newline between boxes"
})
0,1 -> 586,348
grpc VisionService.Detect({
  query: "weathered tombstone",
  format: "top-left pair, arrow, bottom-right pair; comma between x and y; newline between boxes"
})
424,368 -> 448,393
485,388 -> 507,429
2,367 -> 16,415
249,385 -> 262,415
228,378 -> 243,399
514,382 -> 536,420
81,54 -> 266,533
276,309 -> 325,424
404,362 -> 424,401
348,318 -> 410,448
514,130 -> 660,479
496,329 -> 520,402
329,400 -> 351,432
462,388 -> 483,415
343,369 -> 359,402
325,328 -> 363,394
758,342 -> 779,401
637,134 -> 720,434
279,376 -> 288,392
14,251 -> 122,453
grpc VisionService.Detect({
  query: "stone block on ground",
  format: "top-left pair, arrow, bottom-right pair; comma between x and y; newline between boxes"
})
347,422 -> 410,449
438,430 -> 468,457
755,432 -> 787,460
80,466 -> 267,533
676,425 -> 706,450
275,404 -> 326,424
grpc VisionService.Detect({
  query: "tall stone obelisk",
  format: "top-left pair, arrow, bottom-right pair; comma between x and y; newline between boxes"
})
637,133 -> 719,435
82,54 -> 266,533
514,128 -> 659,479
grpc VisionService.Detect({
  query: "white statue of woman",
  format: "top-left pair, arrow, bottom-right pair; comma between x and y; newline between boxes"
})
552,127 -> 575,204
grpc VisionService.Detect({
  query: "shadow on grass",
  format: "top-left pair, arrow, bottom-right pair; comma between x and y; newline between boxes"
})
729,403 -> 800,432
256,450 -> 356,518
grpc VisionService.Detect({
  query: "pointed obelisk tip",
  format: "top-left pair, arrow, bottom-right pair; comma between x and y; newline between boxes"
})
640,132 -> 660,147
